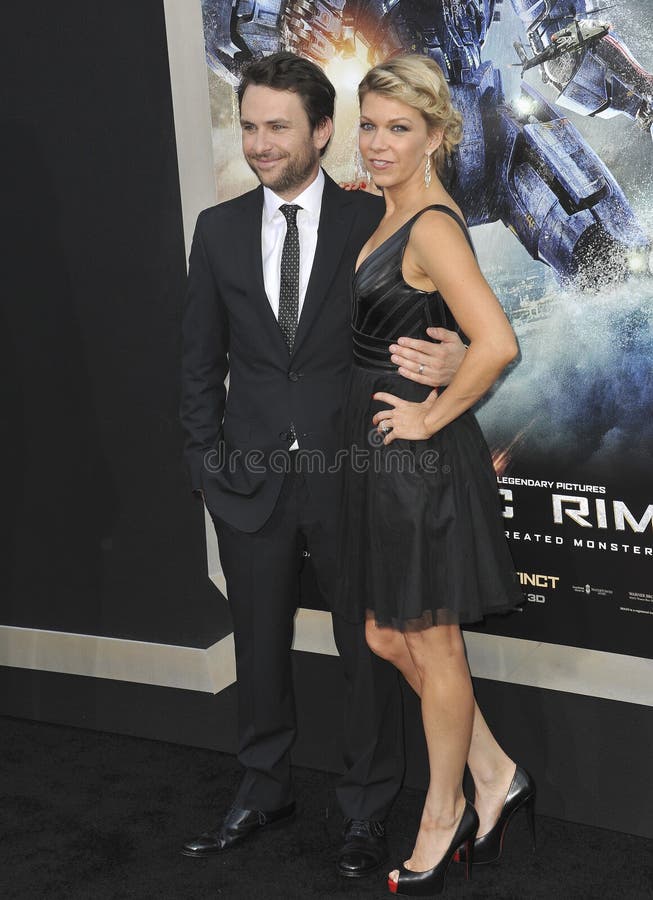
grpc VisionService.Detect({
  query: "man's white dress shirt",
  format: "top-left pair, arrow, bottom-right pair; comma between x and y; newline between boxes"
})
261,169 -> 325,449
261,168 -> 325,318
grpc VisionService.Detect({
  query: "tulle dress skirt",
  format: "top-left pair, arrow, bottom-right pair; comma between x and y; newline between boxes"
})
335,365 -> 522,630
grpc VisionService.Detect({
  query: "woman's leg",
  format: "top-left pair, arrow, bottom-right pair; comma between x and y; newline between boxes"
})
390,624 -> 474,880
365,614 -> 518,845
365,613 -> 422,694
466,705 -> 516,837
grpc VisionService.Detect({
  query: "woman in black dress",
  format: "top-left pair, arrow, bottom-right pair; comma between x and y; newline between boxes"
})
336,56 -> 535,896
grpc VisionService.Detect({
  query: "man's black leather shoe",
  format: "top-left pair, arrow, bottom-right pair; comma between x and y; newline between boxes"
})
181,801 -> 296,857
337,818 -> 388,878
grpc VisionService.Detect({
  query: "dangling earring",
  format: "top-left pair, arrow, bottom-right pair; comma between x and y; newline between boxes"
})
424,153 -> 432,188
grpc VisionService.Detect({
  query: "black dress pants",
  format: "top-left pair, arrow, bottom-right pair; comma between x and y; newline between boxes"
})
212,465 -> 403,819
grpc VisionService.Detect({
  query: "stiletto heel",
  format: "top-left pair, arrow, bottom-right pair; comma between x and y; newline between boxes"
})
525,792 -> 536,851
456,765 -> 536,866
388,800 -> 479,896
464,835 -> 474,881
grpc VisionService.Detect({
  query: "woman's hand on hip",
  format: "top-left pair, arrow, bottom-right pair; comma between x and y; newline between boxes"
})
372,392 -> 436,444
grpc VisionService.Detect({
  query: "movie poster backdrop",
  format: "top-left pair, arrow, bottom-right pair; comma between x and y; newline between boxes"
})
199,1 -> 653,659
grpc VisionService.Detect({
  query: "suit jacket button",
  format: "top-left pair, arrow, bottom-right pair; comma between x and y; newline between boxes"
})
288,371 -> 300,382
279,430 -> 289,441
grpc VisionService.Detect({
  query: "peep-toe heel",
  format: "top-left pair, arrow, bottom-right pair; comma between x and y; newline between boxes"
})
388,800 -> 479,896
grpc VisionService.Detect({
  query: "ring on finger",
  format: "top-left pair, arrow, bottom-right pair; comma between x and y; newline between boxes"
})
418,363 -> 424,375
380,421 -> 391,435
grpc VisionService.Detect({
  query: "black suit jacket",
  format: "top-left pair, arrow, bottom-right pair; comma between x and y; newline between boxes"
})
180,172 -> 383,532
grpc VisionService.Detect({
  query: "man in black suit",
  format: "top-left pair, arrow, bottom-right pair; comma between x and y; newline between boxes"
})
180,52 -> 465,876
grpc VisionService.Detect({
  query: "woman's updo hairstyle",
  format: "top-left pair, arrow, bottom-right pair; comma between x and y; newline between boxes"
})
358,55 -> 463,173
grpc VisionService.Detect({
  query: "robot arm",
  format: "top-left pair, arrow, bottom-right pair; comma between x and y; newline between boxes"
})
509,1 -> 653,135
496,80 -> 650,284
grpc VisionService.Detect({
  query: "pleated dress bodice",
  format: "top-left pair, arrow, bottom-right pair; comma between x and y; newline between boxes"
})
352,206 -> 467,373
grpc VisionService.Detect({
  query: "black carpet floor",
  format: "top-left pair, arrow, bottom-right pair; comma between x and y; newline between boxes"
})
1,716 -> 651,900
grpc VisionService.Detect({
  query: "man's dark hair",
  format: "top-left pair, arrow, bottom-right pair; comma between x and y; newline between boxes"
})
237,52 -> 335,156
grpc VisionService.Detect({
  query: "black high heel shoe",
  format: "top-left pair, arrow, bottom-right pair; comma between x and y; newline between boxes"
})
388,800 -> 479,896
456,765 -> 536,866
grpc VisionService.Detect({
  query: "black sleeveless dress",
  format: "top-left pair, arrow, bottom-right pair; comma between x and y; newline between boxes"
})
335,205 -> 522,630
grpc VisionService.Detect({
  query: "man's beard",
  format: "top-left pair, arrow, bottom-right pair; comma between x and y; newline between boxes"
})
248,144 -> 319,194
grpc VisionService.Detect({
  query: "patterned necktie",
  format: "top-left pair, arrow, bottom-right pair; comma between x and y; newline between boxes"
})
278,204 -> 301,352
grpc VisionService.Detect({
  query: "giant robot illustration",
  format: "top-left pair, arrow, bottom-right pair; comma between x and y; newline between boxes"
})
201,1 -> 653,284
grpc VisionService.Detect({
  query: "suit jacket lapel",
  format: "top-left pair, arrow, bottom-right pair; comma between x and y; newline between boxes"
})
292,173 -> 356,355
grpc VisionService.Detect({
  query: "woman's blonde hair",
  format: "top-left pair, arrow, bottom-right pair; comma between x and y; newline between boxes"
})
358,55 -> 463,173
